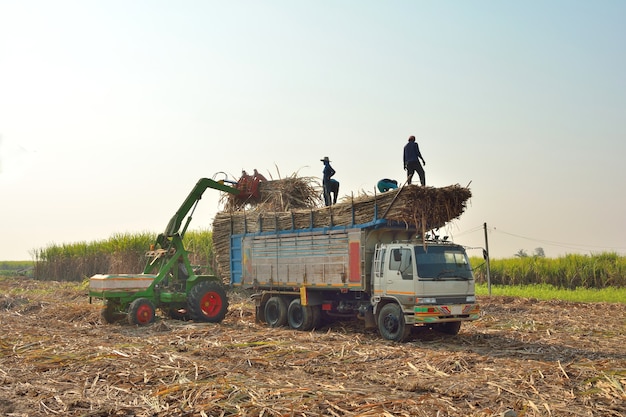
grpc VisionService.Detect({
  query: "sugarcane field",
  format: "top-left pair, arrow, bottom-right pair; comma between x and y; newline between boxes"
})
2,176 -> 625,417
6,2 -> 626,416
0,276 -> 624,417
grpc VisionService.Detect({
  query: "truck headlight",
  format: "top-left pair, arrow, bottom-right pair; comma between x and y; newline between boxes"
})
417,297 -> 437,304
466,296 -> 476,303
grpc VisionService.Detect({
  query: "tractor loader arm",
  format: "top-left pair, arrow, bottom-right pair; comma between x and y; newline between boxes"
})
160,178 -> 239,243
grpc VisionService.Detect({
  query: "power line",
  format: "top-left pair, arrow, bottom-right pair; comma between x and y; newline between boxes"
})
491,228 -> 626,252
450,224 -> 483,237
453,224 -> 626,254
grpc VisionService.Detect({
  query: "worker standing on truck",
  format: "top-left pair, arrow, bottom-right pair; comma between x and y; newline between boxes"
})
321,156 -> 337,206
403,135 -> 426,186
329,179 -> 339,204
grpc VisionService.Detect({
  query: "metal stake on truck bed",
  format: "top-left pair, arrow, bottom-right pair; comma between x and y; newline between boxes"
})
380,179 -> 408,220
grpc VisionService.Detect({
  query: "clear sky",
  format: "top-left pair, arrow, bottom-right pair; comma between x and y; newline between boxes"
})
1,1 -> 625,261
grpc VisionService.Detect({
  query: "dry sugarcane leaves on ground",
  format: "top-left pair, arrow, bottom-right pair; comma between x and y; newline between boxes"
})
0,277 -> 624,417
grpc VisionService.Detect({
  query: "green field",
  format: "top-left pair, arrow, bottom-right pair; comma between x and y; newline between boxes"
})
0,261 -> 34,277
6,233 -> 626,298
476,283 -> 626,303
470,252 -> 626,289
29,230 -> 214,282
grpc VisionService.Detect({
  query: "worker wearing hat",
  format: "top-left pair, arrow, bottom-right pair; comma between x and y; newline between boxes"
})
403,136 -> 426,185
320,157 -> 338,206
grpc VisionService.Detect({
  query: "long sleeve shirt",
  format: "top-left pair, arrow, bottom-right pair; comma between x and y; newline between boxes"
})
403,142 -> 424,165
323,162 -> 336,182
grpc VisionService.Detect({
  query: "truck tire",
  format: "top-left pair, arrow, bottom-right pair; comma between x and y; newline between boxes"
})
377,303 -> 411,342
436,321 -> 462,335
128,298 -> 156,326
287,299 -> 321,331
264,296 -> 288,327
187,281 -> 229,323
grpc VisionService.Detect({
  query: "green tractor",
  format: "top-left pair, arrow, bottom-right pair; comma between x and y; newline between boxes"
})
89,177 -> 238,326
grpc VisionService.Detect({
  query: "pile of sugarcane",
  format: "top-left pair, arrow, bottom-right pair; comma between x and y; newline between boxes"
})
221,176 -> 322,212
213,180 -> 472,281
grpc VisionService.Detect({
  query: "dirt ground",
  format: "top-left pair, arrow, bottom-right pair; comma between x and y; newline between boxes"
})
0,277 -> 624,417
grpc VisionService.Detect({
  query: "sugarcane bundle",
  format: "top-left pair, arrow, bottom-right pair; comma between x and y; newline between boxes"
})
222,176 -> 323,212
213,182 -> 472,281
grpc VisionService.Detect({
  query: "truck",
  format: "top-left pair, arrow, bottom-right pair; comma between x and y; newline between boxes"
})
89,178 -> 239,326
225,214 -> 480,342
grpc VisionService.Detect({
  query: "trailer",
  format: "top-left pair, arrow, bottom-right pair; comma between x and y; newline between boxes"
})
227,217 -> 480,342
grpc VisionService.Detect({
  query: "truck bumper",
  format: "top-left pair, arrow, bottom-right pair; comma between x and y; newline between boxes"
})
410,303 -> 480,324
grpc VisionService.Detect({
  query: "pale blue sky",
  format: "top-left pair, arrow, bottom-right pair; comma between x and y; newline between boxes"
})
1,1 -> 625,260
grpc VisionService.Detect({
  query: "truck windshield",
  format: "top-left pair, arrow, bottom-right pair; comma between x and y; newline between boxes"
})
414,246 -> 472,280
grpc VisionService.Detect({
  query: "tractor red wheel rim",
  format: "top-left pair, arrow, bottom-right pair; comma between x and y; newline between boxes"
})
200,291 -> 223,318
136,304 -> 153,324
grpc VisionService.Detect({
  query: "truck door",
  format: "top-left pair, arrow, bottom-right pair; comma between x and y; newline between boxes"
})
372,245 -> 386,294
380,246 -> 416,307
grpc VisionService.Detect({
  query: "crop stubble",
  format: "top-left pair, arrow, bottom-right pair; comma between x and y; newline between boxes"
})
0,277 -> 624,417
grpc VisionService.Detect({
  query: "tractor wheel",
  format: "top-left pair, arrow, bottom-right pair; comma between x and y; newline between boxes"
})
101,301 -> 124,324
377,303 -> 411,342
264,296 -> 288,327
287,298 -> 321,331
128,298 -> 156,326
187,281 -> 229,323
168,304 -> 190,321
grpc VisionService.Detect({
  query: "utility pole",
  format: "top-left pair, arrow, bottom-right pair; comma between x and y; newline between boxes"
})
484,222 -> 492,296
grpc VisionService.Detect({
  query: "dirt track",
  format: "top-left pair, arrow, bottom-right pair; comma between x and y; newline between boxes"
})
0,277 -> 624,417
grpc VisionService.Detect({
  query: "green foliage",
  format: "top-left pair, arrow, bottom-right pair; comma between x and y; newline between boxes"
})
476,283 -> 626,304
32,231 -> 216,282
182,228 -> 215,273
470,252 -> 626,289
0,261 -> 34,277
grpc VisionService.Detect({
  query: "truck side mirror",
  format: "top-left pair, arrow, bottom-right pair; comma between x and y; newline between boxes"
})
482,249 -> 488,260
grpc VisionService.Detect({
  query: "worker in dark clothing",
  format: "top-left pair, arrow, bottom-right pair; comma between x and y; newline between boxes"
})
403,135 -> 426,185
329,179 -> 340,204
321,156 -> 337,206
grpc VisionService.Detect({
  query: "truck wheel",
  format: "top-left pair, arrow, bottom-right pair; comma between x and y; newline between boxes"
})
287,299 -> 321,331
264,296 -> 288,327
187,281 -> 229,323
377,303 -> 411,342
128,298 -> 156,326
436,321 -> 462,335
